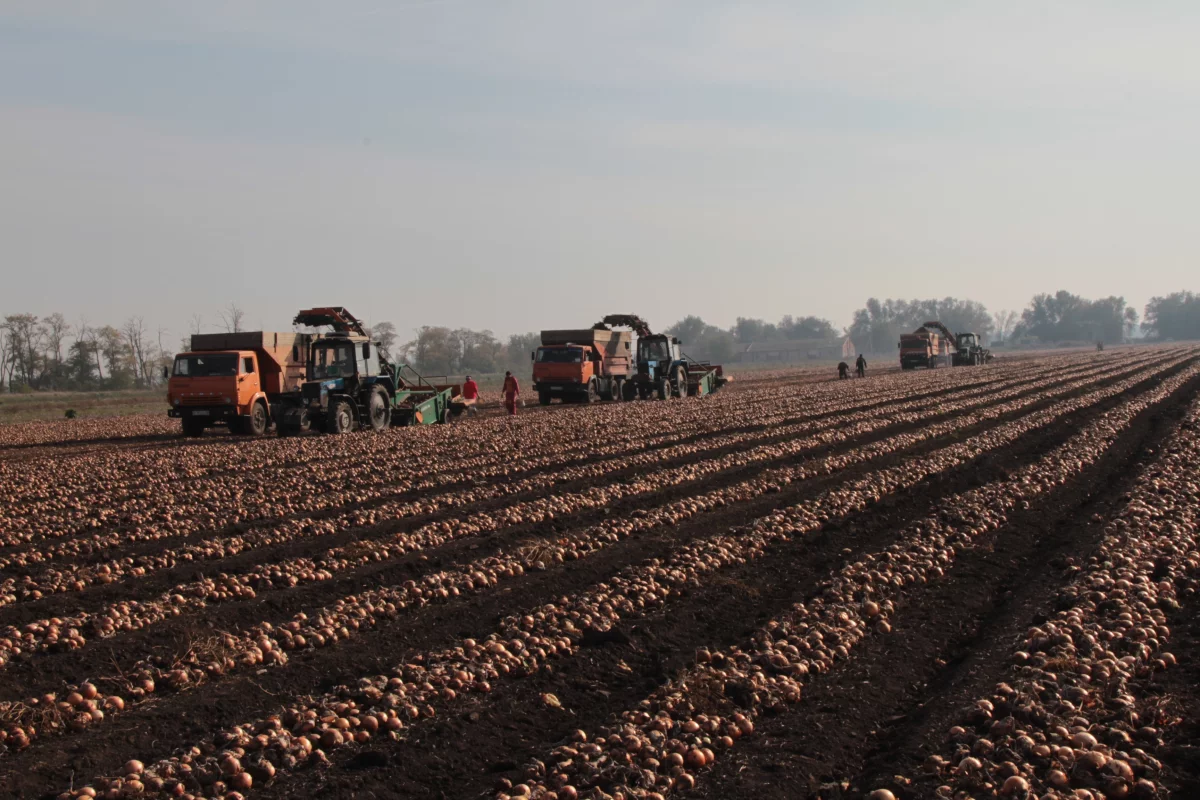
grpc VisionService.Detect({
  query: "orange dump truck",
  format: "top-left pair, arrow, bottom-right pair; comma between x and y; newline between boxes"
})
898,325 -> 954,370
167,332 -> 311,437
532,328 -> 634,404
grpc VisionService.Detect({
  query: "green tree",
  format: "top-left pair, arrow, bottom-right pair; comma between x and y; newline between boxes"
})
1144,291 -> 1200,340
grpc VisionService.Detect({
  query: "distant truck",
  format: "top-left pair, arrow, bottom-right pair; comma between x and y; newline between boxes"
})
532,327 -> 634,404
898,326 -> 954,370
532,314 -> 728,403
898,321 -> 990,369
167,332 -> 310,437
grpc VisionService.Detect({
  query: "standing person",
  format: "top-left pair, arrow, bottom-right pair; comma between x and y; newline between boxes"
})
502,370 -> 521,416
855,353 -> 867,378
461,374 -> 480,416
837,361 -> 850,380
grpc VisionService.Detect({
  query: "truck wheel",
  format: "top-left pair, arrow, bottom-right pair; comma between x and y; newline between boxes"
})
657,377 -> 671,400
247,401 -> 269,436
538,389 -> 551,406
611,379 -> 624,402
328,400 -> 355,434
586,380 -> 599,404
367,387 -> 391,432
182,418 -> 206,438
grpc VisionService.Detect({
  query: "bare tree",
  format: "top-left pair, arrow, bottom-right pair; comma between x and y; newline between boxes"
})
3,314 -> 42,388
992,310 -> 1018,342
219,304 -> 245,333
42,313 -> 71,367
366,320 -> 398,360
190,314 -> 204,335
121,317 -> 150,386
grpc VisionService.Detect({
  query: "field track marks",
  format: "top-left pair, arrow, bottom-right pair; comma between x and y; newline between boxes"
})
41,362 -> 1195,800
694,376 -> 1200,799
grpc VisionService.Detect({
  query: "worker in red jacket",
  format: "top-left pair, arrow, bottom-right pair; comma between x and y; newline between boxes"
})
502,371 -> 521,416
461,375 -> 480,416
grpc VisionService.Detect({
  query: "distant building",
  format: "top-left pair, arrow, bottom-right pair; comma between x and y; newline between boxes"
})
734,337 -> 854,363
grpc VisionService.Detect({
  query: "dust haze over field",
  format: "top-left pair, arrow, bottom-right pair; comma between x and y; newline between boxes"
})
2,2 -> 1200,339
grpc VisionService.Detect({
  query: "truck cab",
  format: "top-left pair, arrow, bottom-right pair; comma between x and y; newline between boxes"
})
533,344 -> 596,393
168,350 -> 270,437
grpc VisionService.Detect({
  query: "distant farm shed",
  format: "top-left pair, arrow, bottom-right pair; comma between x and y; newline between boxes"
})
735,337 -> 854,363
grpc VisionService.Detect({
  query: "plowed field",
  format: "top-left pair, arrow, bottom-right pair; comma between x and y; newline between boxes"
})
3,347 -> 1200,800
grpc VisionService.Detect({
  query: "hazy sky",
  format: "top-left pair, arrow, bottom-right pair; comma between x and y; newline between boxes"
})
2,1 -> 1198,340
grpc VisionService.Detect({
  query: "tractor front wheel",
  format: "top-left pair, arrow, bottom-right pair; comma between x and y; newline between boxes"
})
657,377 -> 671,400
672,366 -> 687,398
328,400 -> 355,434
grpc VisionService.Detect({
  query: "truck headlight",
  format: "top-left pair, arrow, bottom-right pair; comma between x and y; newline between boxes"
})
172,397 -> 180,406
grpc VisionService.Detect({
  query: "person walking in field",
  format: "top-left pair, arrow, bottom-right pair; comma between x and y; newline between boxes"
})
855,353 -> 867,378
837,361 -> 850,380
502,371 -> 521,416
461,375 -> 480,416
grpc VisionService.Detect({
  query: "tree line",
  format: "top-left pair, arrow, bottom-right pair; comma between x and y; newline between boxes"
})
4,289 -> 1199,391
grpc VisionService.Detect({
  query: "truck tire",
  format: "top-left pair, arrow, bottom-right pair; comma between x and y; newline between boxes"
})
328,399 -> 355,434
657,376 -> 671,400
182,418 -> 207,438
246,401 -> 269,436
582,380 -> 599,404
367,387 -> 391,432
611,378 -> 624,402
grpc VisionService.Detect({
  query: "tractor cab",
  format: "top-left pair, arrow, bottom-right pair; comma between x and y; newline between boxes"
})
636,335 -> 682,371
955,332 -> 979,352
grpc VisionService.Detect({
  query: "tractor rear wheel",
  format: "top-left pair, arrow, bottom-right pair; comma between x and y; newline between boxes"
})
328,400 -> 355,434
367,388 -> 391,432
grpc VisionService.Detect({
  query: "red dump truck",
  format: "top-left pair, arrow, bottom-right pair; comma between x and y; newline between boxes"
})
531,327 -> 634,404
898,325 -> 954,370
167,332 -> 311,437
